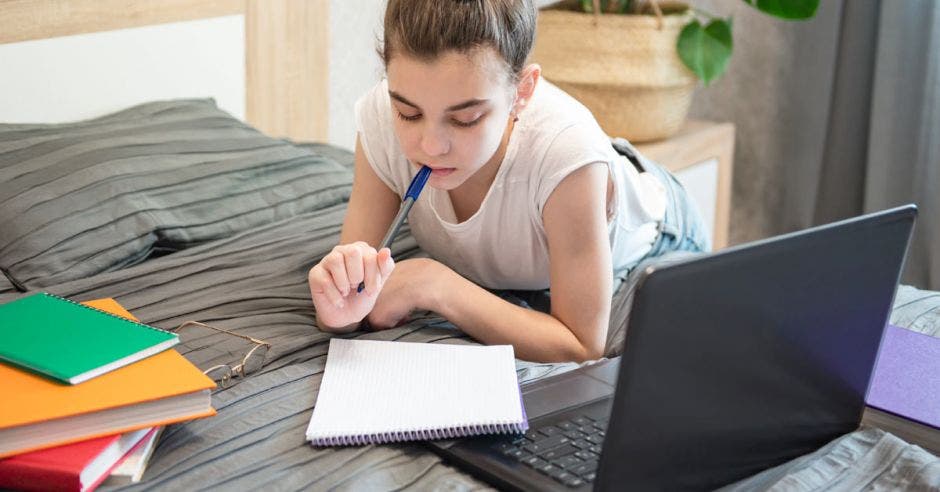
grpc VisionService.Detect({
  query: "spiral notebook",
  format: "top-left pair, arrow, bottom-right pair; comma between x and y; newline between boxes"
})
0,292 -> 178,384
306,339 -> 528,446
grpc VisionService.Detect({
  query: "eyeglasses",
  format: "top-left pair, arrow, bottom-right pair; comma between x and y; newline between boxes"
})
171,321 -> 271,389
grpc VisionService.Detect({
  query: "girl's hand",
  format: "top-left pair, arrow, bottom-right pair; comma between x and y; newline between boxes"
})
367,258 -> 447,329
308,242 -> 395,330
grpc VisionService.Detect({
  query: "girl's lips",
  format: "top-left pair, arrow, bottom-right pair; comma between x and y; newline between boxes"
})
427,167 -> 456,177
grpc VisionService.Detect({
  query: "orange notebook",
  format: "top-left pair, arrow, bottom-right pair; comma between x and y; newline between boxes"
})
0,298 -> 216,458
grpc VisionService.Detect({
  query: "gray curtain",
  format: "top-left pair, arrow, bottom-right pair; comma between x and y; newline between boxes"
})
690,0 -> 940,290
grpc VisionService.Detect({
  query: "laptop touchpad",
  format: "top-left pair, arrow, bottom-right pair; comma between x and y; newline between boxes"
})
523,375 -> 614,420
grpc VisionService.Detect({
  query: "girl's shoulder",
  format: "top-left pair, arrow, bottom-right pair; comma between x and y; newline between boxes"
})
518,81 -> 617,176
524,81 -> 613,151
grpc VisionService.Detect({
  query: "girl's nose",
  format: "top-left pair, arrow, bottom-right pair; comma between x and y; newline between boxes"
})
420,125 -> 450,157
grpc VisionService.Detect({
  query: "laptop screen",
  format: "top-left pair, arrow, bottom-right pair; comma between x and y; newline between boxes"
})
598,205 -> 916,490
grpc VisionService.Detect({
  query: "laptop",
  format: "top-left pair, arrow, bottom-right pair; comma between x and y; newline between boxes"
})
427,205 -> 917,491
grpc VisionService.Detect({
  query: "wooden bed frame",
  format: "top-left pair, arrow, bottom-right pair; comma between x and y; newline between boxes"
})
0,0 -> 329,142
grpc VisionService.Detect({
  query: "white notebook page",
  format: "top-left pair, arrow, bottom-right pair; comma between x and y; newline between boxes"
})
306,339 -> 526,445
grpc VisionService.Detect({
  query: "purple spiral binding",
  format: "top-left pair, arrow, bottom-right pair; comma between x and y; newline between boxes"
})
312,420 -> 529,447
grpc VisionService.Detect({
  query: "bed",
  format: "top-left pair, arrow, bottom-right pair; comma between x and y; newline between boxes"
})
1,3 -> 938,491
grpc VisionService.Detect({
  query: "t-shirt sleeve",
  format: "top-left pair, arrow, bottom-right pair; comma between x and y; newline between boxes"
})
354,80 -> 405,197
533,123 -> 612,217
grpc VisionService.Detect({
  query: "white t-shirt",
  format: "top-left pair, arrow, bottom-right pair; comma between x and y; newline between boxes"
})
355,79 -> 666,290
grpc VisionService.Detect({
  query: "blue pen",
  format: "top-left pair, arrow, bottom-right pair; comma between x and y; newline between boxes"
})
357,165 -> 432,293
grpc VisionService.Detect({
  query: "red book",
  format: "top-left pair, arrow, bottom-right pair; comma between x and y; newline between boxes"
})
0,427 -> 155,492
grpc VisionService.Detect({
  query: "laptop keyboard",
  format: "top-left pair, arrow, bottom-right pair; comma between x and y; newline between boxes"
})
494,414 -> 607,488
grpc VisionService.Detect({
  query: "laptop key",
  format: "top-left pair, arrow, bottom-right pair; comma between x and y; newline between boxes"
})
583,472 -> 596,483
572,416 -> 593,426
505,448 -> 525,459
533,433 -> 571,450
588,444 -> 603,454
570,460 -> 598,476
563,430 -> 584,440
498,444 -> 523,455
538,425 -> 562,437
564,477 -> 585,488
572,439 -> 592,449
539,464 -> 562,476
495,441 -> 515,451
523,443 -> 545,455
574,450 -> 594,461
555,471 -> 577,483
556,421 -> 577,431
539,443 -> 579,461
586,434 -> 604,445
555,454 -> 584,470
521,455 -> 541,467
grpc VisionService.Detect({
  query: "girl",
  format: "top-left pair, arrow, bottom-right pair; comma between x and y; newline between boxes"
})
308,0 -> 708,362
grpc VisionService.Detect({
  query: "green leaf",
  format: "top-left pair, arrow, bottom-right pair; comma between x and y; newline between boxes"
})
677,19 -> 733,85
747,0 -> 819,20
579,0 -> 631,14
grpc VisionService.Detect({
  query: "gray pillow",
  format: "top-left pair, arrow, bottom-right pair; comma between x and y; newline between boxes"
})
0,99 -> 353,290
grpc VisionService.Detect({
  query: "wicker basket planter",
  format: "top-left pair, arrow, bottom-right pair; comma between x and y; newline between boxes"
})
532,8 -> 696,143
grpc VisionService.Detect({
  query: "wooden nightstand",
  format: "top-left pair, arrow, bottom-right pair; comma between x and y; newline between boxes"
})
635,120 -> 735,250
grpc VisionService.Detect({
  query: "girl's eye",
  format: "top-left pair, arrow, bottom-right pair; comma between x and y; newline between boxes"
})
397,112 -> 422,122
451,116 -> 482,128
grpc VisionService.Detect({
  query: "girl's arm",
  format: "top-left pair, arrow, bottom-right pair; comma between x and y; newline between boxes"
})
340,138 -> 401,245
414,163 -> 612,362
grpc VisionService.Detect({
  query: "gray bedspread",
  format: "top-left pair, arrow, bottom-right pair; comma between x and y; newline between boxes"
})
1,138 -> 938,490
1,208 -> 935,491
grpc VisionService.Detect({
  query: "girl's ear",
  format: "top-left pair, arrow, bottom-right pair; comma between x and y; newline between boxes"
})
514,63 -> 541,115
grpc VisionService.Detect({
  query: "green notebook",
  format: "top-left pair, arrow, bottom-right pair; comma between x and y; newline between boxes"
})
0,292 -> 178,384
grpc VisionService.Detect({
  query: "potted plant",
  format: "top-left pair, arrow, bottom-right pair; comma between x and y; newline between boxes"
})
532,0 -> 819,142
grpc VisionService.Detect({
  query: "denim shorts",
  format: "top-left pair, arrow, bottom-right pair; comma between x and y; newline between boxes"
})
611,137 -> 711,265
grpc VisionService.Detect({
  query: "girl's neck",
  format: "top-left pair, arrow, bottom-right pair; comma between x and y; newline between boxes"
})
448,116 -> 516,223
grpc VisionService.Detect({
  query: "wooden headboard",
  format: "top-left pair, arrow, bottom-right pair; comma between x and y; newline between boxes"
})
0,0 -> 329,142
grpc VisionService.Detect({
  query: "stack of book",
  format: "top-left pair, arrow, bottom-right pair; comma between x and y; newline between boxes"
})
0,293 -> 216,492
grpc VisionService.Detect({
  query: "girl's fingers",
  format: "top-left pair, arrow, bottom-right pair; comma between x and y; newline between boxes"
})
362,248 -> 380,295
377,248 -> 395,280
323,251 -> 350,296
310,267 -> 345,308
343,245 -> 365,291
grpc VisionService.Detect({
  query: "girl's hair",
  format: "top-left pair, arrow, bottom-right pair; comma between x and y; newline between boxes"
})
380,0 -> 537,81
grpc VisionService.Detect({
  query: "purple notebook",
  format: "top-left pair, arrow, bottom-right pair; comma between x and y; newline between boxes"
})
866,324 -> 940,429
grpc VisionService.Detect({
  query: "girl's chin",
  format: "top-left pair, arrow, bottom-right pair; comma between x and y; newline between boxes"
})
426,171 -> 463,190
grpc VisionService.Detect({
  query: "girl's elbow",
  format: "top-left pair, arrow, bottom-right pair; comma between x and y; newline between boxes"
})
569,341 -> 605,363
316,318 -> 360,334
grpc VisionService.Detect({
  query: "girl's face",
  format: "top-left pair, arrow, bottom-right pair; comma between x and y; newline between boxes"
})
386,47 -> 518,190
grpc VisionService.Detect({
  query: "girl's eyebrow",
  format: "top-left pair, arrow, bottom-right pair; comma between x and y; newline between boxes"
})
389,91 -> 488,112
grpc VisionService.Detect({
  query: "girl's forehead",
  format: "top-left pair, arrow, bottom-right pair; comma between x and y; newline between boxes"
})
386,48 -> 513,103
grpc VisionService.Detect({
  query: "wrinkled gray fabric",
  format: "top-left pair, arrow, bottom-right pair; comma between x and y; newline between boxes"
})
1,136 -> 938,489
0,99 -> 351,289
0,207 -> 931,491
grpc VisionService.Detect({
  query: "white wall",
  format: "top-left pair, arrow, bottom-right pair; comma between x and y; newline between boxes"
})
327,0 -> 386,151
0,16 -> 246,124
